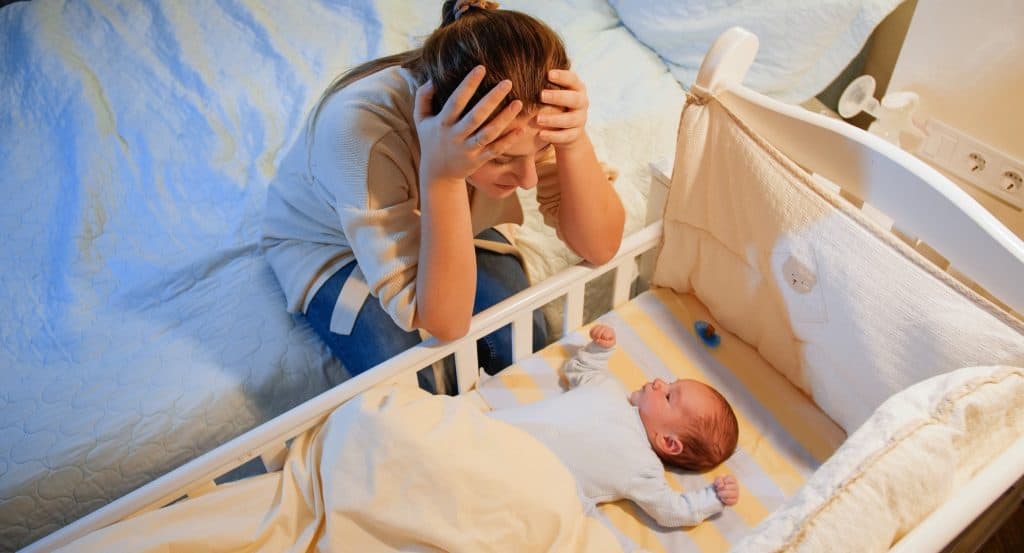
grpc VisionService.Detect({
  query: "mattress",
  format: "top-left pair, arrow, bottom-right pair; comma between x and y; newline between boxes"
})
0,0 -> 684,549
476,288 -> 847,552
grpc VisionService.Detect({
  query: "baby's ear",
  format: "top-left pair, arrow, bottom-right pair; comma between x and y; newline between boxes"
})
659,434 -> 683,456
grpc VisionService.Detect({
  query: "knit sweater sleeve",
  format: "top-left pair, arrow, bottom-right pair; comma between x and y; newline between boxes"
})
627,473 -> 724,528
309,98 -> 421,331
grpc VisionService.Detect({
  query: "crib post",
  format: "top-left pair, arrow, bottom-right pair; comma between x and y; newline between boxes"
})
510,310 -> 534,362
454,341 -> 480,393
693,26 -> 758,94
563,284 -> 585,337
612,259 -> 637,308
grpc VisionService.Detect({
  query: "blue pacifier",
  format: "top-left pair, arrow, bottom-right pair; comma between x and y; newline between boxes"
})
694,320 -> 721,348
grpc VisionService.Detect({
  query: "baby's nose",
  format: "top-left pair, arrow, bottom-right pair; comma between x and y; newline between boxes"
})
653,378 -> 666,389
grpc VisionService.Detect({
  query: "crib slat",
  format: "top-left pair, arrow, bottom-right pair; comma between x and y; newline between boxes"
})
184,480 -> 217,499
612,259 -> 637,308
454,342 -> 480,393
563,284 -> 585,336
260,446 -> 288,473
511,310 -> 533,362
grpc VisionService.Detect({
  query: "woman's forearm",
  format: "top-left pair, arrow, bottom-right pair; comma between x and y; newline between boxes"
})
554,133 -> 625,264
413,177 -> 476,340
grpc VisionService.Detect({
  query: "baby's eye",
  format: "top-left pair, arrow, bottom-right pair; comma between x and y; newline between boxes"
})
490,158 -> 512,166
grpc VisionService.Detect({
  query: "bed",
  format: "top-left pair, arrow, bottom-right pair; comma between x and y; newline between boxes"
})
2,0 -> 964,551
23,22 -> 1024,551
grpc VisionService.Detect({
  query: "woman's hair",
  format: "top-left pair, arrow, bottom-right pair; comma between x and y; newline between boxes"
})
308,1 -> 569,136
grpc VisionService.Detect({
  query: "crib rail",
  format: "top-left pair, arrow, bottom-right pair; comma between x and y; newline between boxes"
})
26,221 -> 663,553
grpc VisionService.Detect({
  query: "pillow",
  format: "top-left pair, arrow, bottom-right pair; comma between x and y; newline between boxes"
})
607,0 -> 905,103
733,365 -> 1024,553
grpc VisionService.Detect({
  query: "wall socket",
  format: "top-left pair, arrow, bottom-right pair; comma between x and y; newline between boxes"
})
916,118 -> 1024,209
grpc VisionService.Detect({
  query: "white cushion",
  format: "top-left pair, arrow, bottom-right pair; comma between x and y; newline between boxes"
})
607,0 -> 904,103
733,366 -> 1024,552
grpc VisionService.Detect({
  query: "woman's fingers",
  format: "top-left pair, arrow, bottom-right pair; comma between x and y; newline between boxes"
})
466,99 -> 522,148
414,80 -> 435,123
538,128 -> 581,144
456,79 -> 513,138
536,110 -> 585,129
440,65 -> 487,126
540,88 -> 588,110
479,126 -> 523,158
547,68 -> 583,90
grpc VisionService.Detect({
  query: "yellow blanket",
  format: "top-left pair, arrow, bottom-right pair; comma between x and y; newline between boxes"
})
59,386 -> 624,553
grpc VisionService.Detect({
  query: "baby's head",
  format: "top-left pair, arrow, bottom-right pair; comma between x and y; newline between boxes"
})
629,378 -> 738,471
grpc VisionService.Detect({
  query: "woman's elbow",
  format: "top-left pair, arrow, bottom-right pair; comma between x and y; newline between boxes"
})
416,311 -> 471,342
585,241 -> 619,265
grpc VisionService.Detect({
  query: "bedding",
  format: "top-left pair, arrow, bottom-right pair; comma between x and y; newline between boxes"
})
56,385 -> 626,553
735,365 -> 1024,552
0,0 -> 684,549
608,0 -> 905,103
477,288 -> 847,552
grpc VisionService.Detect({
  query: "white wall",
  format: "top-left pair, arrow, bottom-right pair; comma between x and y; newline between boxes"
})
887,0 -> 1024,235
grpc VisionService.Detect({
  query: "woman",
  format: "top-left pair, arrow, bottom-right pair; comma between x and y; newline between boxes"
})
262,0 -> 625,379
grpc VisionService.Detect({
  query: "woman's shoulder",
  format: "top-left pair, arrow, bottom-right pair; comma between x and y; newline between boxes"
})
317,66 -> 418,135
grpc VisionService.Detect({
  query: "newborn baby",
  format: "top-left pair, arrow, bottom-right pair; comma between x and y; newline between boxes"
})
489,324 -> 740,527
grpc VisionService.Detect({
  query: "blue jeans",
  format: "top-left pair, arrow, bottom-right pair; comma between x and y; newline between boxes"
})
305,228 -> 547,380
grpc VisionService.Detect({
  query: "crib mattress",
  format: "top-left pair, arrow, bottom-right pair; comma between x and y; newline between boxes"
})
476,288 -> 847,552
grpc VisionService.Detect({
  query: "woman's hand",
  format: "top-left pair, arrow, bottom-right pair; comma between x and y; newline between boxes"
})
537,68 -> 589,150
414,66 -> 524,185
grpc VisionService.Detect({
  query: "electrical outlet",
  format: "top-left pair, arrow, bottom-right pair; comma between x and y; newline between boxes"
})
916,118 -> 1024,209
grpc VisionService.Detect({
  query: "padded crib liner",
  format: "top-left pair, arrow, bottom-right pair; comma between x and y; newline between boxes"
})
477,288 -> 846,552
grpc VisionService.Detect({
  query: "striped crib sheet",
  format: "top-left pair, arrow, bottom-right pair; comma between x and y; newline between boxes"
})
476,288 -> 847,552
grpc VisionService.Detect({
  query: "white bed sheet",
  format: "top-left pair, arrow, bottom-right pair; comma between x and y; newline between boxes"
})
0,0 -> 683,550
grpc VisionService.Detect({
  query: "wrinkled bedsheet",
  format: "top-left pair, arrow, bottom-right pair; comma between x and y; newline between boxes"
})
56,385 -> 626,553
0,0 -> 683,549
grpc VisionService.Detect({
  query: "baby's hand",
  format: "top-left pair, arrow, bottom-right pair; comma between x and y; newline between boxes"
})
713,475 -> 739,506
589,324 -> 616,348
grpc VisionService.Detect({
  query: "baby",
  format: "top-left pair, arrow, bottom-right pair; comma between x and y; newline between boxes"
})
489,324 -> 740,527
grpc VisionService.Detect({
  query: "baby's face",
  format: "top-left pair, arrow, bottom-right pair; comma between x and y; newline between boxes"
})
629,378 -> 719,435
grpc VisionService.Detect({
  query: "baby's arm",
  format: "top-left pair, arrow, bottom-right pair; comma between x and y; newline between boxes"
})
564,324 -> 616,388
628,474 -> 740,528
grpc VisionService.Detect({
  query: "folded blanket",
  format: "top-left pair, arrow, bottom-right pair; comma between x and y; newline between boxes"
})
58,386 -> 624,552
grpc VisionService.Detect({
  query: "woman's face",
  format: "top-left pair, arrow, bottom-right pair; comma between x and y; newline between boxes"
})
466,107 -> 558,199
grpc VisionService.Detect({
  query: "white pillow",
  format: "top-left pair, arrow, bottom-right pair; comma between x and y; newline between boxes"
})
607,0 -> 905,103
734,365 -> 1024,553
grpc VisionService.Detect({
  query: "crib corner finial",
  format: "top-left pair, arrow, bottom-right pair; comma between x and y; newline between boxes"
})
693,27 -> 759,95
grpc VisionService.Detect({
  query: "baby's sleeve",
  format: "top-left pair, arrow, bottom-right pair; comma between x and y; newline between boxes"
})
564,341 -> 614,388
627,474 -> 724,528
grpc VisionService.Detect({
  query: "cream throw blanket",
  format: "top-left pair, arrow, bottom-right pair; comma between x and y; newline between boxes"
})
59,386 -> 624,553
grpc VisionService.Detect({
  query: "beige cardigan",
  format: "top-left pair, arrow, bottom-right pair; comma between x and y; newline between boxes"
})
261,66 -> 568,333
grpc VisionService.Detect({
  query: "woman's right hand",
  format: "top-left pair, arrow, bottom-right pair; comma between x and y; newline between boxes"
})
414,66 -> 524,184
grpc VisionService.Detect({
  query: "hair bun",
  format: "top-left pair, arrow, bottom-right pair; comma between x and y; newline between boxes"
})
454,0 -> 500,20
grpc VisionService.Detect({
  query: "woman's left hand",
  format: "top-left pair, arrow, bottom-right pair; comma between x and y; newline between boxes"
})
537,68 -> 589,149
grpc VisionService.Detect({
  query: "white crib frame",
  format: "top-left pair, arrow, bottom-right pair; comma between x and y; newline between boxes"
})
28,27 -> 1024,553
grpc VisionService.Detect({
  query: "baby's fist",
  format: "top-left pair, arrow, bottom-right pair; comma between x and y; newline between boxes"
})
713,475 -> 739,506
589,324 -> 616,348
